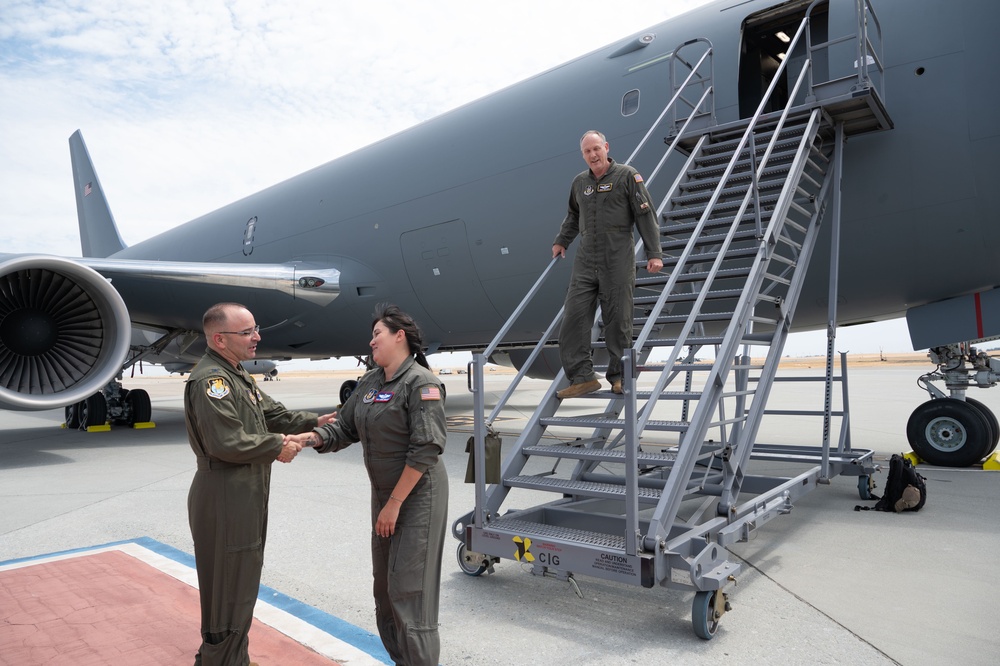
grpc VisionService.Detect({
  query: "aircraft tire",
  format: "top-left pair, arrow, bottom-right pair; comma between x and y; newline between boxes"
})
965,397 -> 999,456
81,393 -> 107,429
65,402 -> 83,429
906,398 -> 991,467
339,380 -> 358,405
126,389 -> 152,425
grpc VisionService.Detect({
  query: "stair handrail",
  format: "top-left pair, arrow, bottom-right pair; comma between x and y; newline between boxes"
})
470,37 -> 717,428
624,39 -> 713,166
631,14 -> 815,437
804,0 -> 885,101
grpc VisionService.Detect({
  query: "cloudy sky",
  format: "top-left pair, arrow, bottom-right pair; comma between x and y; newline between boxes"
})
0,0 -> 915,360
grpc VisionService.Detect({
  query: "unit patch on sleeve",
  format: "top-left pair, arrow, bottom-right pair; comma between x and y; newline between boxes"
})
206,377 -> 230,399
420,386 -> 442,401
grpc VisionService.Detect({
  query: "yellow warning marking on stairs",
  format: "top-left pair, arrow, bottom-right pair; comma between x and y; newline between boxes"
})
512,536 -> 534,563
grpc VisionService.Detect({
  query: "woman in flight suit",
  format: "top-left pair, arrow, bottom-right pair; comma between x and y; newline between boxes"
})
296,303 -> 448,666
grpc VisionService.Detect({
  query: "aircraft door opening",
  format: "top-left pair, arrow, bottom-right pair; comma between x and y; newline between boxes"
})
401,219 -> 503,337
738,0 -> 829,118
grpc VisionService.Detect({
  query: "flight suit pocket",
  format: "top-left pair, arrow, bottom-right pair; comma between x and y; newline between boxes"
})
388,524 -> 428,597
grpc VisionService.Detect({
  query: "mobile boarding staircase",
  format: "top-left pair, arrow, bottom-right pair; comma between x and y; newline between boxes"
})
455,0 -> 892,639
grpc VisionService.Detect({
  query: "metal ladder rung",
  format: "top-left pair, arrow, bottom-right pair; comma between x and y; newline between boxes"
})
762,271 -> 792,286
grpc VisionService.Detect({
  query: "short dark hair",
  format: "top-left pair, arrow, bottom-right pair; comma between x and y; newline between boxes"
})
203,302 -> 246,333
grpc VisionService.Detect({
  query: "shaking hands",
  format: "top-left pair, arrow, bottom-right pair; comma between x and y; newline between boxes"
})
276,430 -> 324,463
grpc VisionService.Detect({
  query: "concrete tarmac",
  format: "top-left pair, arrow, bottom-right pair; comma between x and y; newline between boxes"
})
1,365 -> 997,665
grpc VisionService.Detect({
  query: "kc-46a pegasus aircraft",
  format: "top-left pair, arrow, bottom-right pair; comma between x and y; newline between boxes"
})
1,0 -> 998,467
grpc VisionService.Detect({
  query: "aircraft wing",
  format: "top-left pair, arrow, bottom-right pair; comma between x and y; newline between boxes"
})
0,251 -> 340,411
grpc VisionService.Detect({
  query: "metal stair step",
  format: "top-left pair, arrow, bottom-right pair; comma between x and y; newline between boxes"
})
522,442 -> 679,465
659,227 -> 764,252
663,192 -> 781,219
661,211 -> 770,234
659,245 -> 759,267
635,266 -> 753,287
505,475 -> 664,503
670,176 -> 790,207
540,415 -> 690,432
685,154 -> 796,183
484,516 -> 627,551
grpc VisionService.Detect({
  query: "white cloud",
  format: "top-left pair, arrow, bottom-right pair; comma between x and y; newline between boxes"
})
1,0 -> 710,256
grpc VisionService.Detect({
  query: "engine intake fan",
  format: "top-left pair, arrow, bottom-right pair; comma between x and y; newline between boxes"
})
0,255 -> 131,411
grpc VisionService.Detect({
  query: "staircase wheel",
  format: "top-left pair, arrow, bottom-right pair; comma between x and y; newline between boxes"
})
456,543 -> 488,577
692,590 -> 720,640
857,475 -> 874,501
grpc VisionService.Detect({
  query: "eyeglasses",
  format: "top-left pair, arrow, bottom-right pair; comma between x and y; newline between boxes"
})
218,325 -> 260,337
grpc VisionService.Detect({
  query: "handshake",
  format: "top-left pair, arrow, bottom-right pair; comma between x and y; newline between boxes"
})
277,411 -> 336,463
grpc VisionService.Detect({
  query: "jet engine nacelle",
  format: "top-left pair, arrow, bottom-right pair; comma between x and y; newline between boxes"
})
0,254 -> 132,411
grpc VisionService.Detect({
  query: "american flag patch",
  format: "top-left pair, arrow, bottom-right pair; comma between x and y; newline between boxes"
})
634,173 -> 644,183
420,386 -> 441,401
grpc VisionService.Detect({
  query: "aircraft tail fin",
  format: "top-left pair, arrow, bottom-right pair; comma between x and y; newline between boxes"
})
69,130 -> 127,258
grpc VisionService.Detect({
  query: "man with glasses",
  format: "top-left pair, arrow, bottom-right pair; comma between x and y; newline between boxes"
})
184,302 -> 335,666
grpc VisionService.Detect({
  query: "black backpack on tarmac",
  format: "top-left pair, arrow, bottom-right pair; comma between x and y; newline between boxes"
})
855,453 -> 927,512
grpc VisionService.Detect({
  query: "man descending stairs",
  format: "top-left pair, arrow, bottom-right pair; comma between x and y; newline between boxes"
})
457,4 -> 889,639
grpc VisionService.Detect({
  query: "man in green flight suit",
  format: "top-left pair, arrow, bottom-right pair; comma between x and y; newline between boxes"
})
184,302 -> 334,666
553,130 -> 663,398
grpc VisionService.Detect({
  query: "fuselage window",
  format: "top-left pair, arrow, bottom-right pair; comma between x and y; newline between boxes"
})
622,89 -> 640,116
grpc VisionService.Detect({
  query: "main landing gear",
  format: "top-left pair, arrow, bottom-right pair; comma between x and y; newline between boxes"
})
907,344 -> 1000,466
64,381 -> 152,430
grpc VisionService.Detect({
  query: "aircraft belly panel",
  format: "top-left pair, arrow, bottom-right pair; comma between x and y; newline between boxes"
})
401,219 -> 503,335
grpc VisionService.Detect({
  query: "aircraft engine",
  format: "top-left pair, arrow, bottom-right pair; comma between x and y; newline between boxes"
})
0,255 -> 131,411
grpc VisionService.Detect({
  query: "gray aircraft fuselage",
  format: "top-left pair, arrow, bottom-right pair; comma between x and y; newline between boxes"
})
24,0 -> 1000,366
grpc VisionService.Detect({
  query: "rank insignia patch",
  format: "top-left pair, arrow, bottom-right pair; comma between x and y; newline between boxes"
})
374,391 -> 394,403
206,378 -> 230,400
597,182 -> 612,192
420,386 -> 442,401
